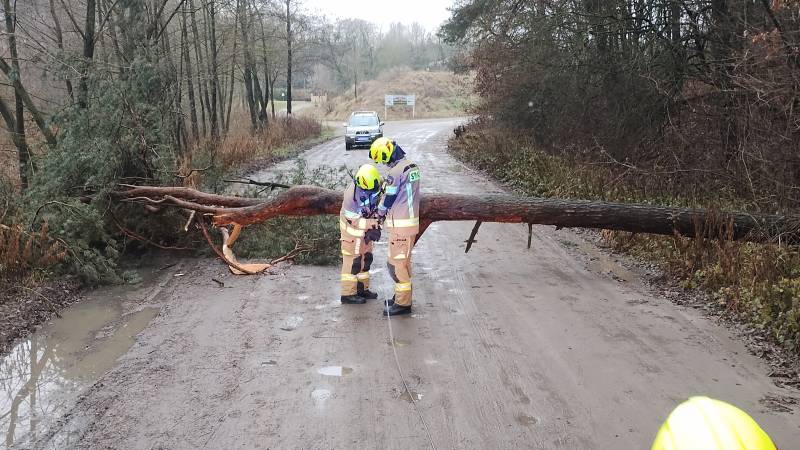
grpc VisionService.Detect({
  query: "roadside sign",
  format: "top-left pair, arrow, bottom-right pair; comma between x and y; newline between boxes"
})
384,94 -> 416,118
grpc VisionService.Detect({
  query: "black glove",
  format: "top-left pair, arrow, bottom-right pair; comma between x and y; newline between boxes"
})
364,227 -> 381,243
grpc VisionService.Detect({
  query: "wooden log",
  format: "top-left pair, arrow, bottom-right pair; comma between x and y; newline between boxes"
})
116,185 -> 800,244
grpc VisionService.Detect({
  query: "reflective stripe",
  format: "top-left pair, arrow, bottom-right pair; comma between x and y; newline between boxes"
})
340,220 -> 365,237
356,272 -> 370,280
387,217 -> 420,228
395,282 -> 412,292
406,183 -> 415,218
341,274 -> 358,282
393,253 -> 407,260
385,185 -> 399,195
343,209 -> 361,220
341,250 -> 353,256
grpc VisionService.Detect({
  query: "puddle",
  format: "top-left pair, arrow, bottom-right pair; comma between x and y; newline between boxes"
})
516,414 -> 538,426
280,316 -> 304,331
0,297 -> 158,448
577,241 -> 636,283
399,390 -> 424,402
317,366 -> 353,377
388,339 -> 410,348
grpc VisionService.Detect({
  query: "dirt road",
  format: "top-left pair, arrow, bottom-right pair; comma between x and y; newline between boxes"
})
16,118 -> 800,448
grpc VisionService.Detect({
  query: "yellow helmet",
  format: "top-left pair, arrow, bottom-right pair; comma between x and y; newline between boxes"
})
369,137 -> 394,164
652,397 -> 777,450
354,164 -> 382,191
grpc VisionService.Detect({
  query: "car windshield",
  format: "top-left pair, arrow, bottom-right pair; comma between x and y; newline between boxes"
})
349,115 -> 378,127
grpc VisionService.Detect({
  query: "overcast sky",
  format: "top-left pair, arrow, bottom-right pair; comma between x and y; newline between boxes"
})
302,0 -> 455,32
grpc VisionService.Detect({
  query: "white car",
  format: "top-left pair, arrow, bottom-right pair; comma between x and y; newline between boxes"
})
344,111 -> 384,150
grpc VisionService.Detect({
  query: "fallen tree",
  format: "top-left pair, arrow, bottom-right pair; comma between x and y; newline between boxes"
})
119,184 -> 800,246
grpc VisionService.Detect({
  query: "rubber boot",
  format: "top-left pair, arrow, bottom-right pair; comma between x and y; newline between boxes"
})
383,295 -> 395,307
357,282 -> 378,300
383,303 -> 412,316
341,295 -> 366,305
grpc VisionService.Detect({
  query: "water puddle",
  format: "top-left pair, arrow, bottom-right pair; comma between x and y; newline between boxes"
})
280,316 -> 304,331
577,241 -> 636,283
317,366 -> 353,377
0,297 -> 158,448
399,390 -> 423,402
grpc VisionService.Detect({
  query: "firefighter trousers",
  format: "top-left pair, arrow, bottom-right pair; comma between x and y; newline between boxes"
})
387,233 -> 416,306
340,230 -> 374,296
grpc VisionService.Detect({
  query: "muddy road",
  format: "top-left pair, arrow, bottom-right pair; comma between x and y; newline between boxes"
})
4,118 -> 799,449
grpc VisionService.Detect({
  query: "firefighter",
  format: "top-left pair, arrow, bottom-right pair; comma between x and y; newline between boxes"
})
369,137 -> 421,316
652,396 -> 777,450
339,164 -> 383,304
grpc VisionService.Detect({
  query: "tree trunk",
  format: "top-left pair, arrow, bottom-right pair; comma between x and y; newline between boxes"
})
0,57 -> 57,150
78,0 -> 96,109
49,0 -> 74,102
285,0 -> 292,116
2,0 -> 34,188
117,185 -> 800,245
257,13 -> 271,126
188,0 -> 209,137
238,0 -> 257,131
207,0 -> 220,139
181,1 -> 199,143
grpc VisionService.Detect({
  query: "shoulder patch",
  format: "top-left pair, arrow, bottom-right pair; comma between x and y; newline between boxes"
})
408,169 -> 421,182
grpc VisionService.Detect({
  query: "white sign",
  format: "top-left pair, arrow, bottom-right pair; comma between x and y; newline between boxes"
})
384,94 -> 415,106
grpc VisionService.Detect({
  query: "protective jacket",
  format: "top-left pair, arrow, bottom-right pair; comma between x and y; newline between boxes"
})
378,144 -> 421,236
339,183 -> 381,296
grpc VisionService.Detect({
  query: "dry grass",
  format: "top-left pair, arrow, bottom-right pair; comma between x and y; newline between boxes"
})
177,114 -> 324,187
305,68 -> 476,120
0,222 -> 66,280
219,116 -> 322,170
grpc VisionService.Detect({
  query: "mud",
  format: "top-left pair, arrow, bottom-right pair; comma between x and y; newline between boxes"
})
10,118 -> 800,449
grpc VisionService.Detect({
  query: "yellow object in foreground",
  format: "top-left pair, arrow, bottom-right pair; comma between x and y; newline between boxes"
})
652,397 -> 777,450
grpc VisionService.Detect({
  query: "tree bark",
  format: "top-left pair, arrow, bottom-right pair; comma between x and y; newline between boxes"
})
117,185 -> 800,244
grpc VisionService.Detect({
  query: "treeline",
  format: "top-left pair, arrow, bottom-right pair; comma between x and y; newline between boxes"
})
314,20 -> 454,97
442,0 -> 800,212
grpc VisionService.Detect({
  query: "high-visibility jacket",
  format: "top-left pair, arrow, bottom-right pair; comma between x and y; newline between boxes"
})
378,154 -> 421,235
340,183 -> 381,237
